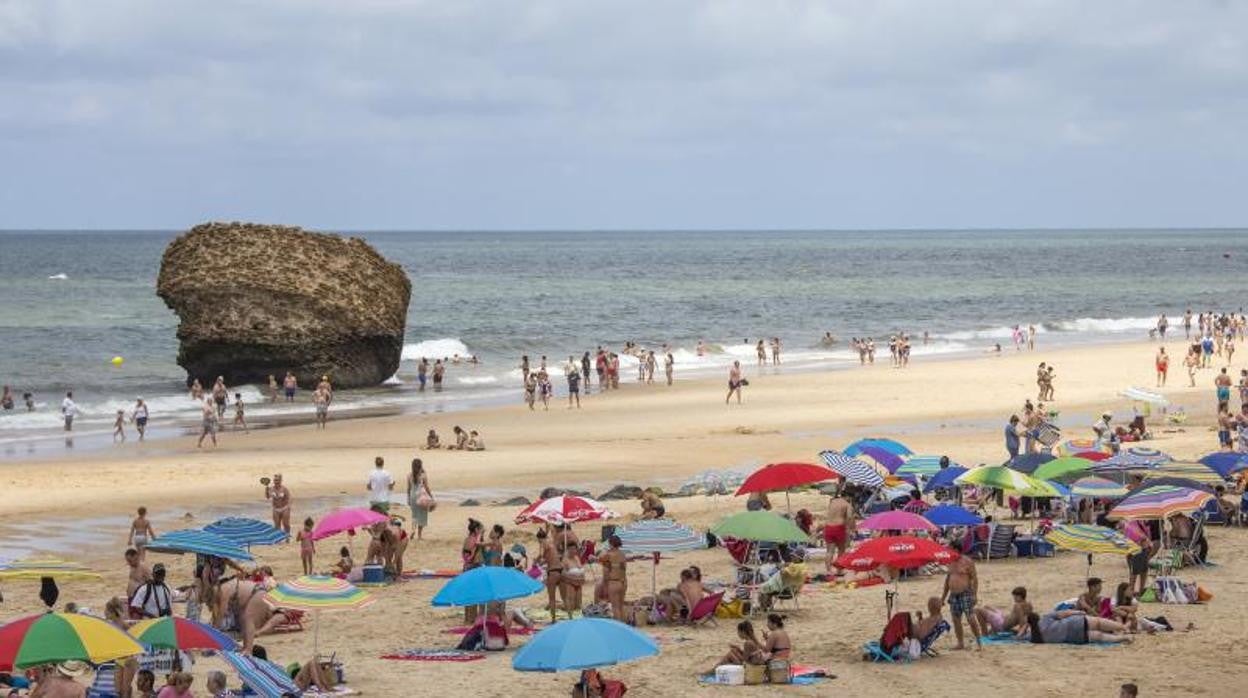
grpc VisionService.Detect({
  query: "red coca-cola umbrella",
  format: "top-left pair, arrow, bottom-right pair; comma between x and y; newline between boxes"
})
514,495 -> 617,525
834,535 -> 958,572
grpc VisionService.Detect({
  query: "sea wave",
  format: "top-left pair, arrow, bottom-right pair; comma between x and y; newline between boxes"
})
1045,316 -> 1158,334
401,338 -> 471,361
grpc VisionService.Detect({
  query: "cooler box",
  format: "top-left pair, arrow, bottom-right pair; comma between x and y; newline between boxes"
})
362,564 -> 386,584
715,665 -> 744,686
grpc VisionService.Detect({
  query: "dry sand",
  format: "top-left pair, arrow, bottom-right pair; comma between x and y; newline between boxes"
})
2,337 -> 1246,697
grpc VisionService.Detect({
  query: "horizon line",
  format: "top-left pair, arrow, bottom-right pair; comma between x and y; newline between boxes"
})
1,225 -> 1246,235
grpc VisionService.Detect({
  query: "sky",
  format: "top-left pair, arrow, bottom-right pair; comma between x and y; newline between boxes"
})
1,1 -> 1245,230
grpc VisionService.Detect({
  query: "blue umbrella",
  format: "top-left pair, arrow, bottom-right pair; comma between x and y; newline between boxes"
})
923,504 -> 983,527
845,438 -> 912,457
1008,452 -> 1055,474
1197,452 -> 1248,479
857,446 -> 905,473
432,566 -> 542,607
922,466 -> 968,493
221,651 -> 300,698
1047,480 -> 1071,498
144,529 -> 254,561
204,517 -> 288,547
819,451 -> 885,488
513,618 -> 659,672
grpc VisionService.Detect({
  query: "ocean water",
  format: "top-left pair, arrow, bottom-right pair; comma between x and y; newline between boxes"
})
1,229 -> 1245,447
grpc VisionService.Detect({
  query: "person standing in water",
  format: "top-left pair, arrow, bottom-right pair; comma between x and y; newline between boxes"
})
665,351 -> 674,386
565,358 -> 581,409
771,337 -> 781,365
197,398 -> 217,448
1,385 -> 13,410
267,374 -> 279,403
417,358 -> 428,391
581,351 -> 592,394
756,340 -> 767,367
133,397 -> 149,440
211,376 -> 229,420
432,359 -> 445,391
61,391 -> 78,432
313,386 -> 330,428
283,372 -> 298,402
233,392 -> 250,432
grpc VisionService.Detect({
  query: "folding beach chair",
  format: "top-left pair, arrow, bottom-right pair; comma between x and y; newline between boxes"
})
971,524 -> 1017,561
863,612 -> 912,663
687,590 -> 725,627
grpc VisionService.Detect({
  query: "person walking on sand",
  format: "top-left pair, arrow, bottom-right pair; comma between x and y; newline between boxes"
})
942,554 -> 983,649
407,458 -> 434,540
1185,349 -> 1199,387
128,506 -> 155,559
1216,368 -> 1233,409
524,371 -> 538,410
133,397 -> 149,441
367,457 -> 395,514
538,367 -> 552,410
61,391 -> 77,432
196,398 -> 217,448
283,372 -> 298,402
211,376 -> 229,420
313,386 -> 330,428
1028,324 -> 1036,350
265,473 -> 292,536
565,359 -> 581,409
823,491 -> 855,573
113,409 -> 127,442
665,351 -> 674,385
233,392 -> 249,432
1155,348 -> 1169,387
726,361 -> 744,404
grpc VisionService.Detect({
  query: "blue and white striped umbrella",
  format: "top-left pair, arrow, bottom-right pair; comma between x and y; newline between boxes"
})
204,517 -> 288,547
819,451 -> 885,488
144,529 -> 254,562
221,651 -> 300,698
895,455 -> 955,478
1098,447 -> 1171,468
613,519 -> 706,554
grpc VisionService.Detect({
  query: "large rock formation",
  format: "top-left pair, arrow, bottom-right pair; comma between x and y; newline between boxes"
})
157,222 -> 411,389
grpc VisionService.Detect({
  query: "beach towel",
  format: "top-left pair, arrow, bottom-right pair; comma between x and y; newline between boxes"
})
979,631 -> 1122,648
303,687 -> 357,695
401,569 -> 459,580
696,666 -> 831,687
380,649 -> 485,662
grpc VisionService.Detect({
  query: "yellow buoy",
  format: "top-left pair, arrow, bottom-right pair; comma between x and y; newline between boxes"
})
110,356 -> 124,367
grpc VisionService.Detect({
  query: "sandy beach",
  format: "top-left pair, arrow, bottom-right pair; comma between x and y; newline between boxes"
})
3,337 -> 1245,697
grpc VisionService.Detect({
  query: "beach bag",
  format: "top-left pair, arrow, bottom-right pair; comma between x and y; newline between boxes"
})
743,663 -> 767,685
416,491 -> 436,511
1138,587 -> 1157,603
714,599 -> 746,619
1196,585 -> 1213,602
1157,577 -> 1189,604
767,660 -> 792,684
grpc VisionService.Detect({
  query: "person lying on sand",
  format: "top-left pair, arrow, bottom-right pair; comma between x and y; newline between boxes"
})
1022,610 -> 1131,644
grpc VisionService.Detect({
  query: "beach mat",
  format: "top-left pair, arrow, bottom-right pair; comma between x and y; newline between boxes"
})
696,665 -> 832,686
980,632 -> 1121,648
303,687 -> 357,695
380,649 -> 486,662
402,569 -> 460,580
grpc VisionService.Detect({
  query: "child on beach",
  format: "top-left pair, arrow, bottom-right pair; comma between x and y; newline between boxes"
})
331,546 -> 353,578
113,409 -> 127,442
233,392 -> 249,432
128,507 -> 155,559
297,517 -> 316,575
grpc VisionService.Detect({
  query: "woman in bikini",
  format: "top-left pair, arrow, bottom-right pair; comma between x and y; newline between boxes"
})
484,524 -> 505,566
537,528 -> 566,623
599,535 -> 628,623
762,613 -> 793,660
128,506 -> 155,560
462,519 -> 485,624
707,621 -> 765,674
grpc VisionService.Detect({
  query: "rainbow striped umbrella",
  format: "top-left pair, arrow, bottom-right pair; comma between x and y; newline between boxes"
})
820,451 -> 886,488
1107,485 -> 1214,520
1069,477 -> 1130,499
1142,462 -> 1227,485
1053,439 -> 1110,457
0,613 -> 143,670
0,558 -> 101,581
1099,447 -> 1171,468
1046,524 -> 1140,555
265,575 -> 374,612
895,455 -> 955,478
128,616 -> 237,652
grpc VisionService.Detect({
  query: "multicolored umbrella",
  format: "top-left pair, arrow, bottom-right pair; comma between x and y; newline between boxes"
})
734,462 -> 838,496
221,650 -> 300,698
954,466 -> 1058,497
844,438 -> 913,457
1074,451 -> 1112,462
0,613 -> 143,670
922,466 -> 968,493
1099,447 -> 1172,468
1045,524 -> 1140,555
1008,452 -> 1055,475
311,508 -> 390,541
856,446 -> 906,473
432,566 -> 543,607
858,510 -> 939,534
1069,477 -> 1130,499
1107,485 -> 1214,520
1032,456 -> 1095,482
265,575 -> 374,612
1132,476 -> 1216,495
613,519 -> 705,554
1053,439 -> 1110,457
0,558 -> 101,581
128,616 -> 237,652
1198,452 -> 1248,479
1143,462 -> 1227,485
819,451 -> 886,488
710,511 -> 809,544
895,455 -> 955,478
515,495 -> 617,525
513,618 -> 659,672
144,529 -> 254,561
834,535 -> 958,571
204,517 -> 289,546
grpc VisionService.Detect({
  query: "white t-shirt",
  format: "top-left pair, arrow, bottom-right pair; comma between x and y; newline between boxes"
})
367,469 -> 394,504
61,398 -> 77,417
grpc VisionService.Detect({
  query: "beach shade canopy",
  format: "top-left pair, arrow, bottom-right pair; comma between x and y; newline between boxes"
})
515,495 -> 617,525
613,519 -> 706,554
311,508 -> 389,541
432,566 -> 543,607
1107,485 -> 1214,520
710,511 -> 809,544
1008,452 -> 1055,475
265,575 -> 374,612
923,504 -> 983,528
922,466 -> 968,493
1120,387 -> 1170,407
204,517 -> 289,546
144,529 -> 254,561
856,446 -> 906,473
512,618 -> 659,673
858,510 -> 939,535
955,466 -> 1058,497
0,613 -> 144,671
1069,477 -> 1130,499
734,462 -> 838,496
1099,447 -> 1172,468
128,617 -> 237,652
819,451 -> 886,488
1045,524 -> 1140,556
834,536 -> 958,572
844,438 -> 913,457
1053,439 -> 1110,457
1032,456 -> 1096,482
0,558 -> 101,581
1197,452 -> 1248,479
895,455 -> 955,478
221,650 -> 300,698
1142,462 -> 1228,486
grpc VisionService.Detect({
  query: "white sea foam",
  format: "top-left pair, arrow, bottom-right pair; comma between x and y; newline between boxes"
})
402,338 -> 471,361
456,375 -> 499,385
1048,316 -> 1158,334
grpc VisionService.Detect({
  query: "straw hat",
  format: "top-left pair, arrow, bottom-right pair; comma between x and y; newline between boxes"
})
56,661 -> 91,678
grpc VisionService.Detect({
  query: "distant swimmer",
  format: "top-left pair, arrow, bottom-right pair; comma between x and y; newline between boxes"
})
696,339 -> 705,357
1,385 -> 13,410
23,391 -> 34,411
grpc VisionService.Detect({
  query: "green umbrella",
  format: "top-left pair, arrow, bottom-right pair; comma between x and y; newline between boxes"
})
710,511 -> 808,543
1032,456 -> 1095,482
955,466 -> 1058,497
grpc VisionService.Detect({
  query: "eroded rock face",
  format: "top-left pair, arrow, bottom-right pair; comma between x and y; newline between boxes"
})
157,222 -> 411,389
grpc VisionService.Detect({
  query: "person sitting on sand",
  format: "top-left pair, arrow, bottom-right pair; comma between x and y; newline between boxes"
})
329,546 -> 353,577
761,613 -> 792,660
447,426 -> 469,450
424,429 -> 441,450
746,491 -> 772,511
679,567 -> 707,614
640,490 -> 665,519
1076,577 -> 1109,618
913,597 -> 946,643
974,586 -> 1032,637
1112,582 -> 1140,631
707,620 -> 765,673
32,662 -> 90,698
292,656 -> 336,693
466,430 -> 486,451
156,671 -> 193,698
1022,610 -> 1131,644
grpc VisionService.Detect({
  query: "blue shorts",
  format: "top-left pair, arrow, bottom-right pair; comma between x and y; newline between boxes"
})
948,590 -> 976,617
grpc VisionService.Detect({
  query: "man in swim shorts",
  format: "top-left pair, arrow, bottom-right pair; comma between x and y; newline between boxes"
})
942,555 -> 982,649
823,491 -> 855,572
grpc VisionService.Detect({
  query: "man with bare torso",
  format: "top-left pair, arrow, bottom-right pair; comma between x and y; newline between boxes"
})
942,554 -> 983,649
124,548 -> 151,599
265,473 -> 292,536
823,491 -> 855,572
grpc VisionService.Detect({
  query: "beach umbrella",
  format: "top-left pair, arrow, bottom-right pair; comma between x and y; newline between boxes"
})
0,613 -> 144,671
204,517 -> 289,547
1120,387 -> 1170,407
0,558 -> 101,581
1124,478 -> 1216,497
1032,456 -> 1095,482
1045,524 -> 1140,578
128,617 -> 237,652
515,495 -> 617,525
266,575 -> 374,656
613,519 -> 706,603
845,438 -> 913,457
432,566 -> 543,608
1069,477 -> 1130,499
955,466 -> 1058,497
819,451 -> 886,488
1053,439 -> 1109,457
1107,485 -> 1214,520
311,508 -> 390,541
922,466 -> 968,493
895,455 -> 955,478
513,618 -> 659,673
1142,462 -> 1227,486
923,504 -> 983,528
1198,452 -> 1248,479
858,510 -> 939,535
221,651 -> 300,698
1074,451 -> 1112,462
857,446 -> 906,473
834,536 -> 958,571
734,462 -> 838,495
144,529 -> 254,561
1008,452 -> 1055,475
710,511 -> 808,544
1099,447 -> 1171,468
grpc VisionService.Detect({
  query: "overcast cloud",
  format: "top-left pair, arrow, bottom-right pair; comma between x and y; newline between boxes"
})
1,1 -> 1244,230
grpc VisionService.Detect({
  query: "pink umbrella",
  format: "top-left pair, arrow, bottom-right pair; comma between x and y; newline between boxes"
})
514,496 -> 617,525
311,508 -> 389,541
858,510 -> 939,535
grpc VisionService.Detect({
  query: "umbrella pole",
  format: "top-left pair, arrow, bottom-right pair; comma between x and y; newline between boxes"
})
785,490 -> 792,514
